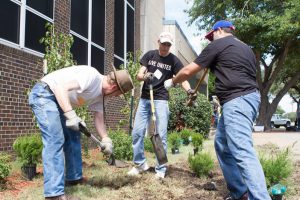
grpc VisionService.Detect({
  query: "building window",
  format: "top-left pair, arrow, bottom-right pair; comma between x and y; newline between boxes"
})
0,0 -> 54,56
70,0 -> 105,74
114,0 -> 135,68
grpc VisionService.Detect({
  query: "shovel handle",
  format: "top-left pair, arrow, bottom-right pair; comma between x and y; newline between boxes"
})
149,84 -> 156,121
79,124 -> 105,151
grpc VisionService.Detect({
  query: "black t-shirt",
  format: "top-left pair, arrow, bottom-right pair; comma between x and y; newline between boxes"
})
194,35 -> 258,105
140,50 -> 183,100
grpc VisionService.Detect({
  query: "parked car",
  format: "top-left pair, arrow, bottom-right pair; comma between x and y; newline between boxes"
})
271,114 -> 291,129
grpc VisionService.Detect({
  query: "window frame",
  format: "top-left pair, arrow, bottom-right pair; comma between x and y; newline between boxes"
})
114,0 -> 135,68
0,0 -> 54,57
70,0 -> 106,69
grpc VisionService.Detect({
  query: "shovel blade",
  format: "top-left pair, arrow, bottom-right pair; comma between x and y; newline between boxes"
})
150,134 -> 168,165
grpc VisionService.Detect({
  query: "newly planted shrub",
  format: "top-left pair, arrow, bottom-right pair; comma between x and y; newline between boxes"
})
259,147 -> 293,187
109,129 -> 133,161
191,133 -> 204,155
168,131 -> 181,150
13,134 -> 43,167
0,153 -> 11,184
188,152 -> 214,177
180,129 -> 192,145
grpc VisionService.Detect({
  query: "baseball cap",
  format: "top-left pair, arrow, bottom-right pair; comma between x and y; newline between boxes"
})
205,20 -> 235,41
159,32 -> 174,45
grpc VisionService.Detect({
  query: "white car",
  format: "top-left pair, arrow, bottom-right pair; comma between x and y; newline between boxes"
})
271,114 -> 291,129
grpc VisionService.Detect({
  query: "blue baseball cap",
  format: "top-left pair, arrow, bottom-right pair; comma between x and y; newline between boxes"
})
205,20 -> 235,41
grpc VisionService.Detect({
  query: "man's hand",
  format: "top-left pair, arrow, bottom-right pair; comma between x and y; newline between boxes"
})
164,78 -> 174,90
64,110 -> 86,131
187,89 -> 197,101
101,137 -> 113,156
143,72 -> 154,81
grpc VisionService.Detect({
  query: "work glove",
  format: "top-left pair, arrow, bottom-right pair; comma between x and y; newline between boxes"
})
164,78 -> 175,90
64,110 -> 86,131
101,137 -> 113,156
143,72 -> 154,82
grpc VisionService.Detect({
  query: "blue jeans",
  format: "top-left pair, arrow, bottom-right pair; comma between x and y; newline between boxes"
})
214,91 -> 271,200
132,98 -> 169,174
28,82 -> 82,197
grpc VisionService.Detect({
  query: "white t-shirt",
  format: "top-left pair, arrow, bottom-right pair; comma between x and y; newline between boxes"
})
41,65 -> 104,112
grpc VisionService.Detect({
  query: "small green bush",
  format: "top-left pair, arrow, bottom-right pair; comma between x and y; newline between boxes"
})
168,131 -> 181,149
259,148 -> 293,187
109,129 -> 133,161
191,133 -> 204,149
180,129 -> 192,145
144,136 -> 154,153
13,134 -> 43,167
0,153 -> 11,182
169,88 -> 212,138
188,152 -> 214,177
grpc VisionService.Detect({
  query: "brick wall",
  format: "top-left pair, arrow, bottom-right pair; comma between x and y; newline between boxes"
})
0,44 -> 42,151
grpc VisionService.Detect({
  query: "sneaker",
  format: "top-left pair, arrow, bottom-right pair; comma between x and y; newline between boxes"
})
155,171 -> 165,179
45,194 -> 81,200
224,192 -> 248,200
127,162 -> 149,176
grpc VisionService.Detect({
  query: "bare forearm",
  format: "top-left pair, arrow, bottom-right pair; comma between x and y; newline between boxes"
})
173,62 -> 202,85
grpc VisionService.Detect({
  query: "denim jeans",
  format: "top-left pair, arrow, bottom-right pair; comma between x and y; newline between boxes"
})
28,82 -> 82,197
214,91 -> 271,200
132,98 -> 169,174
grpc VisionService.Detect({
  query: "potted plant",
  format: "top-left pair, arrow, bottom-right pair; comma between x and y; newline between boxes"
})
13,134 -> 43,180
168,132 -> 181,154
191,133 -> 204,155
180,129 -> 191,145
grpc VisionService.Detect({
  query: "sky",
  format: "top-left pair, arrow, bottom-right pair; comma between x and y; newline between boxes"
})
164,0 -> 297,113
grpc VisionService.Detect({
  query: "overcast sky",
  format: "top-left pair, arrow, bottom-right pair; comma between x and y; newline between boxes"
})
164,0 -> 297,113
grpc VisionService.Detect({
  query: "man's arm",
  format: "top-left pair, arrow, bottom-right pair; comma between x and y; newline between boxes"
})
94,111 -> 108,139
136,66 -> 147,81
172,62 -> 203,85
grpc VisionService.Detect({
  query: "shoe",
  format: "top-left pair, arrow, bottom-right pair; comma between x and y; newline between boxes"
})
224,192 -> 248,200
65,177 -> 88,186
127,162 -> 149,176
45,194 -> 81,200
155,171 -> 165,179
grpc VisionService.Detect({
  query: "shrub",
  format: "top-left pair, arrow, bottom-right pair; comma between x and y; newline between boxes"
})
108,129 -> 133,161
168,131 -> 181,149
144,136 -> 154,153
259,148 -> 293,187
188,152 -> 214,177
13,134 -> 43,167
191,133 -> 204,149
0,153 -> 11,183
180,129 -> 192,145
169,87 -> 212,138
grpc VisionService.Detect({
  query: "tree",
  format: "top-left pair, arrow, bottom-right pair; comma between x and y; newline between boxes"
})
186,0 -> 300,130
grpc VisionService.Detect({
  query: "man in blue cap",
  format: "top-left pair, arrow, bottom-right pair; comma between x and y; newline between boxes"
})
164,20 -> 271,200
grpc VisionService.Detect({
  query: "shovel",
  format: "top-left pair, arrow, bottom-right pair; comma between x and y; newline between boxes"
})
79,124 -> 128,168
149,82 -> 168,165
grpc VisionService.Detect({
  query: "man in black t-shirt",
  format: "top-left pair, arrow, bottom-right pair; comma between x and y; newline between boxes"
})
127,32 -> 192,179
164,20 -> 270,200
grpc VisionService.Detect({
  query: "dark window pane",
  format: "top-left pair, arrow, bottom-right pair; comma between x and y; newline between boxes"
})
127,5 -> 134,54
71,36 -> 88,65
25,11 -> 47,53
114,57 -> 124,70
114,0 -> 124,59
127,0 -> 134,7
0,1 -> 19,43
27,0 -> 53,18
92,0 -> 105,47
91,46 -> 104,74
71,0 -> 88,38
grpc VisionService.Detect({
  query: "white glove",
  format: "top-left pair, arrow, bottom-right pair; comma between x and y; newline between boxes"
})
164,78 -> 174,90
64,110 -> 85,131
101,137 -> 113,156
